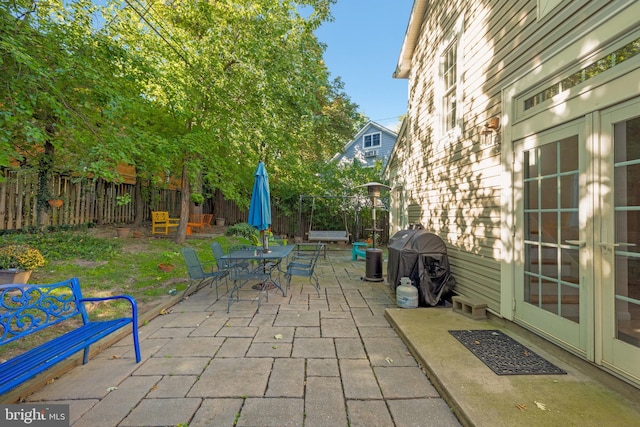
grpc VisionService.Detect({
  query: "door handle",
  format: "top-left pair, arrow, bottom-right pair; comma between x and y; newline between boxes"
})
565,240 -> 586,247
598,242 -> 636,254
598,242 -> 636,248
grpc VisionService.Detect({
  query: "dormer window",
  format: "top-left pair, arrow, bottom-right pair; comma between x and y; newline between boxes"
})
364,132 -> 381,148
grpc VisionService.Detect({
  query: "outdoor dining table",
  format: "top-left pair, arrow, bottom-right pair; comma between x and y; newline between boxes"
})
221,244 -> 295,312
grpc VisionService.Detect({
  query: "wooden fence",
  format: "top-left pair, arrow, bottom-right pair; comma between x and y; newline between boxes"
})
1,169 -> 389,242
0,170 -> 179,231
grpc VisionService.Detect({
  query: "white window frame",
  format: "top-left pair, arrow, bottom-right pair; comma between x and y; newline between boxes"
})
435,14 -> 464,142
363,132 -> 381,149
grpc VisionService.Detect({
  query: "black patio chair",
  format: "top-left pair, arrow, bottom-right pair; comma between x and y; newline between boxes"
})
181,247 -> 228,300
284,243 -> 322,296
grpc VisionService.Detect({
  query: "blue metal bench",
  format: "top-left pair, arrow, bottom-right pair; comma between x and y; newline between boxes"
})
0,278 -> 141,396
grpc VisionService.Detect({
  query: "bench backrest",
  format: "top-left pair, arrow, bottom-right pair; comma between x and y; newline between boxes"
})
308,231 -> 349,240
189,213 -> 204,225
152,211 -> 170,223
0,278 -> 85,346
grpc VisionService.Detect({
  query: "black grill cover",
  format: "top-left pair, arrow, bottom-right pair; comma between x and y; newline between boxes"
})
387,229 -> 455,306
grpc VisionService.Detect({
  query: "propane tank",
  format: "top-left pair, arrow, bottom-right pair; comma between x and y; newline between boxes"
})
396,277 -> 418,308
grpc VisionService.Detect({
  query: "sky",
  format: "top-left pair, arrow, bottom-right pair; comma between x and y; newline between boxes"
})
314,1 -> 414,131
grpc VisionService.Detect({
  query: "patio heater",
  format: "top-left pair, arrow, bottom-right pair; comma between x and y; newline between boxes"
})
357,182 -> 390,282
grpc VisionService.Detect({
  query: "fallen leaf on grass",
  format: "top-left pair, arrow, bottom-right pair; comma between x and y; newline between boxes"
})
534,401 -> 547,411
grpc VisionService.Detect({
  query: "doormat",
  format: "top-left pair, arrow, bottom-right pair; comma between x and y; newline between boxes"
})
448,330 -> 567,375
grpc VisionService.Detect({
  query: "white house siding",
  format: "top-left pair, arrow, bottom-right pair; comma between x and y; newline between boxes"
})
388,0 -> 621,314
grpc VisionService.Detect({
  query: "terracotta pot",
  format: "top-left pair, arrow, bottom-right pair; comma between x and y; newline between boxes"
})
158,263 -> 175,272
116,227 -> 130,238
215,218 -> 225,226
0,269 -> 32,285
48,199 -> 63,208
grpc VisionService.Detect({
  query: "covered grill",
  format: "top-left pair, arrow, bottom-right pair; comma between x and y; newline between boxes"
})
387,229 -> 455,306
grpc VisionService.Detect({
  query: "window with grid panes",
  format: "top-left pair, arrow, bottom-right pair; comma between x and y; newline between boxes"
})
442,41 -> 457,132
363,132 -> 381,148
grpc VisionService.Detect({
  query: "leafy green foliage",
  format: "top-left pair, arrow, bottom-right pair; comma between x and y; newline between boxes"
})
0,231 -> 119,262
225,223 -> 259,240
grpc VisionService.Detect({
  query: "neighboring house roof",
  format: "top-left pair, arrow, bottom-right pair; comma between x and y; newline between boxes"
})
393,0 -> 429,79
332,121 -> 399,168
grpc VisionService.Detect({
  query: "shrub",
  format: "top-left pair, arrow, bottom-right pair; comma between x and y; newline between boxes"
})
0,245 -> 46,271
225,222 -> 258,240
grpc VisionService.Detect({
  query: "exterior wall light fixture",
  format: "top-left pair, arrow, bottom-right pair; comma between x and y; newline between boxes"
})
480,116 -> 500,147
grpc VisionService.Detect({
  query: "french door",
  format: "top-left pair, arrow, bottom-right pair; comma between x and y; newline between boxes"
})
514,120 -> 589,356
514,101 -> 640,384
599,100 -> 640,382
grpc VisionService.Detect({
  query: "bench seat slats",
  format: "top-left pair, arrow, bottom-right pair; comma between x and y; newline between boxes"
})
0,319 -> 132,394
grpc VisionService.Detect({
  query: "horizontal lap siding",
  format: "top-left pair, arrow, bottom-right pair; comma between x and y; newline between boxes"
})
448,248 -> 501,313
400,0 -> 539,312
395,0 -> 613,313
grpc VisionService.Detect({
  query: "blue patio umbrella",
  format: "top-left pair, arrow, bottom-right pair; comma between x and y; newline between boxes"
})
248,161 -> 272,251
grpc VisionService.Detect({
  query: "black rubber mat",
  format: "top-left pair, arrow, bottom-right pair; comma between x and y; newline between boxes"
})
449,330 -> 567,375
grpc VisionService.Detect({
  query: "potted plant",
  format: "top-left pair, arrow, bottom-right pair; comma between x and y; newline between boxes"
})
0,244 -> 46,284
190,193 -> 204,207
48,198 -> 64,208
158,250 -> 178,272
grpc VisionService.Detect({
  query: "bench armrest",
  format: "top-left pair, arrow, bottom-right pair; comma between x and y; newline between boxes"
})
79,295 -> 139,322
79,294 -> 141,362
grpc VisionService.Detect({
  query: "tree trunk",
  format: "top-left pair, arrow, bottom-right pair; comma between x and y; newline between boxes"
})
96,180 -> 105,225
133,177 -> 143,226
174,163 -> 190,244
37,141 -> 55,228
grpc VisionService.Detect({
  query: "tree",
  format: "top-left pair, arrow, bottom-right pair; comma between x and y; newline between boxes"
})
2,0 -> 365,237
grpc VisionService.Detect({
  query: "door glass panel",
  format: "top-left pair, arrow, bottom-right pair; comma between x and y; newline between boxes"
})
540,143 -> 557,175
527,181 -> 538,210
523,136 -> 580,322
526,212 -> 539,240
540,178 -> 557,209
560,175 -> 578,208
559,136 -> 578,172
613,117 -> 640,347
540,212 -> 558,243
525,243 -> 539,275
560,212 -> 579,242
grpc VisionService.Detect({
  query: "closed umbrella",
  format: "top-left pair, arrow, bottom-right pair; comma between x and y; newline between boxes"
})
248,161 -> 271,252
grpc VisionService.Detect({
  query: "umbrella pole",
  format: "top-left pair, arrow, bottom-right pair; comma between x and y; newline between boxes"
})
261,230 -> 269,253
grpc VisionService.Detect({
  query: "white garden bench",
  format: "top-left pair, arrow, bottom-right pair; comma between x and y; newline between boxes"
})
307,230 -> 350,243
